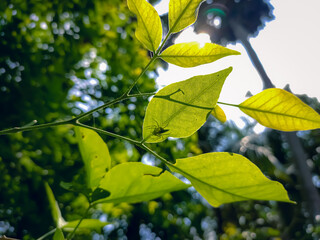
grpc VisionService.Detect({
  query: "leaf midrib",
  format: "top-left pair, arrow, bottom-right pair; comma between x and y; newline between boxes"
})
160,53 -> 231,58
170,0 -> 197,33
239,104 -> 320,124
94,184 -> 189,204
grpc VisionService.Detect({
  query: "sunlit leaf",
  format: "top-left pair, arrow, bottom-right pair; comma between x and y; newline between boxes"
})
128,0 -> 162,52
143,67 -> 232,143
62,219 -> 107,233
170,152 -> 294,207
53,228 -> 64,240
95,162 -> 189,204
169,0 -> 205,33
75,127 -> 111,189
211,105 -> 227,123
160,42 -> 240,67
44,182 -> 66,228
239,88 -> 320,131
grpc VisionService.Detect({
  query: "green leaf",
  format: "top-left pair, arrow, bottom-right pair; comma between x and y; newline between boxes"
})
95,162 -> 189,204
239,88 -> 320,131
143,67 -> 232,143
44,182 -> 66,228
75,127 -> 111,189
160,42 -> 240,67
169,0 -> 205,33
211,105 -> 227,123
53,228 -> 64,240
127,0 -> 162,52
62,219 -> 107,233
171,152 -> 294,207
91,188 -> 110,202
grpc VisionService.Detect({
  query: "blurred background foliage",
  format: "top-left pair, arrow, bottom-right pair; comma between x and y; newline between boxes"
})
0,0 -> 320,239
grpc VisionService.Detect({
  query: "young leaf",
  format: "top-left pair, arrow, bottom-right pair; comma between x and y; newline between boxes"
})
44,182 -> 67,228
169,0 -> 205,33
62,219 -> 107,233
143,67 -> 232,143
53,228 -> 64,240
127,0 -> 162,52
239,88 -> 320,131
75,127 -> 111,189
170,152 -> 294,207
211,105 -> 227,123
160,42 -> 240,67
95,162 -> 189,204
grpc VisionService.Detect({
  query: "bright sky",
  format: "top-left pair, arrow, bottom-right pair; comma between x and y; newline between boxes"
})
155,0 -> 320,129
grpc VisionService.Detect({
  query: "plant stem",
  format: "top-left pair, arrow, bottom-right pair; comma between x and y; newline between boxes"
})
217,101 -> 239,108
36,228 -> 57,240
75,122 -> 140,145
0,119 -> 73,136
124,54 -> 159,96
66,205 -> 91,240
0,92 -> 156,136
140,143 -> 174,167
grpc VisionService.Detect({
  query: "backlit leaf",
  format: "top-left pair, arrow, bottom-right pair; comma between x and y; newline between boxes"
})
143,67 -> 232,143
75,127 -> 111,189
62,219 -> 107,233
171,152 -> 294,207
239,88 -> 320,131
160,42 -> 240,67
169,0 -> 204,33
211,105 -> 227,123
45,182 -> 66,228
53,228 -> 64,240
128,0 -> 162,52
95,162 -> 189,204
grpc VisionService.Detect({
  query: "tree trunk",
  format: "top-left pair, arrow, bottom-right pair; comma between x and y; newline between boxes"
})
230,20 -> 320,221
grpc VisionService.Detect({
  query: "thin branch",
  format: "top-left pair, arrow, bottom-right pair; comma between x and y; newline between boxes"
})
124,55 -> 159,96
66,205 -> 91,240
0,119 -> 73,136
36,228 -> 57,240
75,122 -> 140,145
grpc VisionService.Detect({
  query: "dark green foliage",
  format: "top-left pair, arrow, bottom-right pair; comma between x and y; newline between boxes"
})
0,0 -> 156,238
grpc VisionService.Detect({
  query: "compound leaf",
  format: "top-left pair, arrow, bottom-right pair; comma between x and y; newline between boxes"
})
160,42 -> 240,67
128,0 -> 162,52
143,67 -> 232,143
239,88 -> 320,131
171,152 -> 294,207
169,0 -> 205,33
75,127 -> 111,189
95,162 -> 189,204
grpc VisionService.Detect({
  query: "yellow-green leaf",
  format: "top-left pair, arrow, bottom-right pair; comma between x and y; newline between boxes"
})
160,42 -> 240,67
169,0 -> 204,33
53,228 -> 64,240
128,0 -> 162,52
62,219 -> 107,233
45,182 -> 66,228
75,127 -> 111,189
96,162 -> 189,204
211,105 -> 227,123
239,88 -> 320,131
143,67 -> 232,143
171,152 -> 294,207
